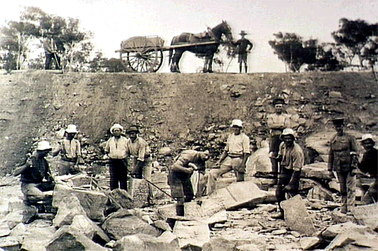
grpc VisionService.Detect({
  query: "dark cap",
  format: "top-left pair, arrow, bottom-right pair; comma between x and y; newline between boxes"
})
331,118 -> 344,125
273,97 -> 285,106
126,126 -> 139,134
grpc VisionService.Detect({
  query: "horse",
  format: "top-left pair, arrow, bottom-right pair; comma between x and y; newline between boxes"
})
168,21 -> 233,73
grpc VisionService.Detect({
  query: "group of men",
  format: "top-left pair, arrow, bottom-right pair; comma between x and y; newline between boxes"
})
13,101 -> 378,219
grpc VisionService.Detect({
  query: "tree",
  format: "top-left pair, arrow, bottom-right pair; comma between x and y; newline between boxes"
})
268,32 -> 317,72
331,18 -> 378,67
361,36 -> 378,82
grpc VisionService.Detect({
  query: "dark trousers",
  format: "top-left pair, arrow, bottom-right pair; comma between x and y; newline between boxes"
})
270,134 -> 282,182
276,167 -> 300,213
45,53 -> 61,70
109,159 -> 128,190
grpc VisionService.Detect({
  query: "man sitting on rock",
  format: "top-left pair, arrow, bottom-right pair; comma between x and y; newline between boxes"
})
14,141 -> 55,213
273,128 -> 304,219
358,134 -> 378,204
169,149 -> 210,216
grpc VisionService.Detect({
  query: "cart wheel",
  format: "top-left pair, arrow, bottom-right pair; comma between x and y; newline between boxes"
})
126,48 -> 163,73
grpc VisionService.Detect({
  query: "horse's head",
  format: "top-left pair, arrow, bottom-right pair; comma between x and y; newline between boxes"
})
211,21 -> 233,43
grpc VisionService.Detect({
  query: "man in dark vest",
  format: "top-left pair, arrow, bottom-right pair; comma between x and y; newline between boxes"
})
233,30 -> 253,73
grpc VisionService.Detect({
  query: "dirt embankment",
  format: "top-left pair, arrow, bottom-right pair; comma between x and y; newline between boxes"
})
1,70 -> 377,174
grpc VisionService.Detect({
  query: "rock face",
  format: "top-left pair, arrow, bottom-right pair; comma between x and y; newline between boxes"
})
102,209 -> 161,240
280,195 -> 316,236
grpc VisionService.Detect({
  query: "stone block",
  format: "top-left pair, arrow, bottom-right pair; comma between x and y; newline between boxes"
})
102,209 -> 161,240
351,203 -> 378,231
53,195 -> 87,228
280,195 -> 316,236
46,226 -> 110,251
324,227 -> 378,250
321,221 -> 366,240
53,184 -> 107,221
70,215 -> 110,244
0,236 -> 20,251
113,233 -> 180,251
107,188 -> 133,209
129,178 -> 149,208
301,162 -> 333,180
173,220 -> 210,248
21,225 -> 56,251
299,237 -> 321,250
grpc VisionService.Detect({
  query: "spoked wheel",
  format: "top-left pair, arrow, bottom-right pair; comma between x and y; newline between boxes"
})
127,48 -> 163,73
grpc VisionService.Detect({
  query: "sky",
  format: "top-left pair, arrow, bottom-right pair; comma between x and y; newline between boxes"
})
1,0 -> 378,73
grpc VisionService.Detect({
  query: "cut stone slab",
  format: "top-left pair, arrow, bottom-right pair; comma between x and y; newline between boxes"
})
246,146 -> 272,176
102,209 -> 161,240
21,225 -> 56,251
299,237 -> 321,250
280,195 -> 316,236
129,178 -> 149,208
324,227 -> 378,251
172,220 -> 210,248
321,221 -> 367,240
107,188 -> 133,209
53,184 -> 107,221
53,195 -> 87,228
301,162 -> 333,180
70,215 -> 110,245
351,203 -> 378,231
46,226 -> 111,251
0,236 -> 20,251
113,233 -> 180,251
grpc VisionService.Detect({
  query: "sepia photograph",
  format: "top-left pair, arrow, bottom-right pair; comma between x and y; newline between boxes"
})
0,0 -> 377,250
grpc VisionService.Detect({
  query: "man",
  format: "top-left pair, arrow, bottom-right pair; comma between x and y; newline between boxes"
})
14,141 -> 55,211
267,97 -> 291,185
206,119 -> 250,194
274,128 -> 304,219
103,124 -> 129,190
126,125 -> 153,203
52,124 -> 82,175
233,30 -> 253,73
169,149 -> 210,216
43,34 -> 61,70
357,134 -> 378,204
328,118 -> 359,213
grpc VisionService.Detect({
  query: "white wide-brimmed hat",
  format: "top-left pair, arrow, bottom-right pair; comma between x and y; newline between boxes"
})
360,134 -> 375,143
65,124 -> 78,134
230,119 -> 243,128
37,141 -> 52,151
281,128 -> 296,139
110,124 -> 124,134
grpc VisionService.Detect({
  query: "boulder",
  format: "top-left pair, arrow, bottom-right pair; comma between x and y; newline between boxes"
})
0,236 -> 20,251
53,184 -> 107,221
113,233 -> 180,251
280,195 -> 316,236
307,186 -> 333,201
70,215 -> 110,245
53,195 -> 87,228
102,209 -> 161,240
246,147 -> 272,176
46,226 -> 110,251
0,223 -> 11,237
173,220 -> 210,248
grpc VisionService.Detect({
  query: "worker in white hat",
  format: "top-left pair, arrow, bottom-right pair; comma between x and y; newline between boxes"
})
358,134 -> 378,204
102,123 -> 129,190
206,119 -> 250,194
272,128 -> 304,219
52,124 -> 83,175
14,141 -> 55,218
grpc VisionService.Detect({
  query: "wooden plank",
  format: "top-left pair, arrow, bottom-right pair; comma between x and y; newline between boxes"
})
162,41 -> 219,50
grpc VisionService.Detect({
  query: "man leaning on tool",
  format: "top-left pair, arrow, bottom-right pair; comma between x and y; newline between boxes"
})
43,33 -> 61,70
103,124 -> 129,191
169,149 -> 210,216
273,128 -> 304,219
